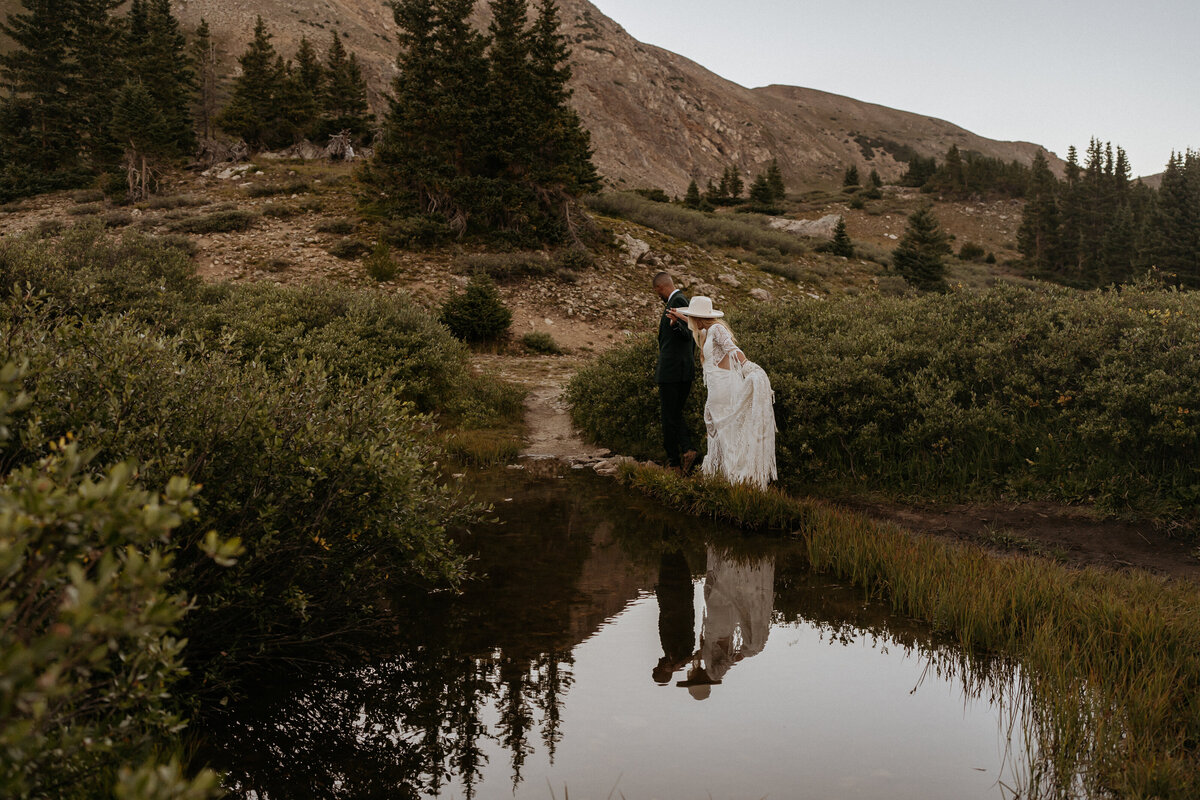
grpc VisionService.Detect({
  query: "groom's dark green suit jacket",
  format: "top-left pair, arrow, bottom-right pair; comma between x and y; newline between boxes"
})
656,291 -> 695,384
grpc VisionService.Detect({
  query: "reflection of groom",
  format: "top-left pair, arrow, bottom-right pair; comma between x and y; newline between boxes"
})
653,272 -> 698,473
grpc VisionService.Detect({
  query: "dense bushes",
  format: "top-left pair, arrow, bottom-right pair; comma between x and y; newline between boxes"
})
0,226 -> 524,793
439,276 -> 513,344
569,283 -> 1200,521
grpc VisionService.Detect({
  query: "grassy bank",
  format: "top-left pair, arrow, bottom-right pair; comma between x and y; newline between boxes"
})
0,226 -> 524,797
568,281 -> 1200,526
619,463 -> 1200,797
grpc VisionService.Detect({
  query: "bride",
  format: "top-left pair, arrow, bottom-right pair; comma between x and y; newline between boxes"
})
670,297 -> 777,489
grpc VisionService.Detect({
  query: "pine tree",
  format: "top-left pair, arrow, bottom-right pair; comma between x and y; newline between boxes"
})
126,0 -> 195,156
726,165 -> 743,199
1017,151 -> 1061,274
216,16 -> 285,147
843,164 -> 859,187
1151,151 -> 1200,287
765,158 -> 786,200
111,79 -> 168,200
0,0 -> 82,197
319,31 -> 373,142
290,35 -> 323,139
683,179 -> 701,209
868,168 -> 882,188
1058,145 -> 1083,274
191,19 -> 218,140
827,216 -> 853,257
748,173 -> 774,207
892,205 -> 951,291
69,0 -> 125,168
527,0 -> 598,197
1099,203 -> 1136,285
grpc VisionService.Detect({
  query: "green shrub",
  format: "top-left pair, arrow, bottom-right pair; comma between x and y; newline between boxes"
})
566,334 -> 703,462
848,194 -> 866,210
439,276 -> 512,344
633,187 -> 670,203
244,178 -> 311,198
0,364 -> 224,799
261,202 -> 302,218
103,209 -> 134,228
141,194 -> 206,210
459,251 -> 553,282
553,246 -> 595,271
67,201 -> 105,216
4,312 -> 477,672
364,241 -> 398,281
328,237 -> 369,259
959,241 -> 987,261
569,285 -> 1200,522
315,218 -> 355,235
166,209 -> 257,234
522,330 -> 563,354
382,215 -> 453,248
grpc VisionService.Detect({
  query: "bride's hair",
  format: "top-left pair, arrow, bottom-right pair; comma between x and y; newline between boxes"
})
686,316 -> 735,364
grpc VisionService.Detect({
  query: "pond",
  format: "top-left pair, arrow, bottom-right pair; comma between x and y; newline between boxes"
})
198,466 -> 1046,800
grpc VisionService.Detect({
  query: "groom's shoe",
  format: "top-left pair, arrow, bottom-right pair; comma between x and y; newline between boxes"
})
681,450 -> 698,476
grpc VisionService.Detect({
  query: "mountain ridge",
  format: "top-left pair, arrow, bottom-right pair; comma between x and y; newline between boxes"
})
0,0 -> 1063,193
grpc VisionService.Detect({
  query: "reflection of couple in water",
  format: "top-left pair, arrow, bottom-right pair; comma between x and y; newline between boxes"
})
653,546 -> 775,699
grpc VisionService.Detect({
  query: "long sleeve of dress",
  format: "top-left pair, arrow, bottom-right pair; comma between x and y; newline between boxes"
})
708,323 -> 742,367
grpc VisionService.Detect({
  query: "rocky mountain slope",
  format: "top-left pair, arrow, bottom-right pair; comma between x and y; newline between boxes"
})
1,0 -> 1061,192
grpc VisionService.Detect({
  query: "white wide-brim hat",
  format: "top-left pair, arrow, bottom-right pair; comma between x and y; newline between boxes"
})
677,296 -> 724,318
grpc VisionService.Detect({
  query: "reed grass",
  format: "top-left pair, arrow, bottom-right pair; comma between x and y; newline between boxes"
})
618,462 -> 1200,798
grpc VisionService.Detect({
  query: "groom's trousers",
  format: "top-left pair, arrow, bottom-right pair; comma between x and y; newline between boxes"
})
659,380 -> 694,468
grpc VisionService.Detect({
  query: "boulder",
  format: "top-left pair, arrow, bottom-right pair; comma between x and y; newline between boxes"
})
767,214 -> 841,239
617,233 -> 651,266
717,273 -> 741,288
749,288 -> 771,302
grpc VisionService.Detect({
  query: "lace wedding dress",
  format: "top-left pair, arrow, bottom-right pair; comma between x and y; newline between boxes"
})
699,323 -> 777,489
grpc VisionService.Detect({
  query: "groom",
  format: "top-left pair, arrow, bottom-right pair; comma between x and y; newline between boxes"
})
653,272 -> 698,474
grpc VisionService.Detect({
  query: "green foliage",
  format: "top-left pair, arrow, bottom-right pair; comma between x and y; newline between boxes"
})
327,236 -> 369,259
244,178 -> 311,197
0,364 -> 223,799
521,330 -> 562,354
459,250 -> 555,282
842,164 -> 860,187
216,17 -> 288,148
682,180 -> 701,209
868,168 -> 882,188
821,216 -> 853,257
634,187 -> 670,203
958,241 -> 987,262
165,208 -> 257,233
571,284 -> 1200,523
363,240 -> 398,281
314,217 -> 355,235
892,205 -> 950,291
361,0 -> 598,244
566,334 -> 702,463
315,31 -> 374,142
765,159 -> 787,201
439,275 -> 513,344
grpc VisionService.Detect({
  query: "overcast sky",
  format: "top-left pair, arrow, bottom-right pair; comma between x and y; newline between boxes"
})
588,0 -> 1199,177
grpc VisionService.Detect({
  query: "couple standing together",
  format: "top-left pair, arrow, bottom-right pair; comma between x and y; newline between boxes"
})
653,272 -> 777,489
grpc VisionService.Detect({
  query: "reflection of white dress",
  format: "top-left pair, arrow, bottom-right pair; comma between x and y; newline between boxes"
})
700,546 -> 775,682
700,323 -> 777,489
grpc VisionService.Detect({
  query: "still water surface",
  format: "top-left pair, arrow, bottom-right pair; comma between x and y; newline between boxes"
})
200,467 -> 1037,799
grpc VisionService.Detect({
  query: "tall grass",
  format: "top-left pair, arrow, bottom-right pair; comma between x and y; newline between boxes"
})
619,463 -> 1200,798
585,191 -> 810,255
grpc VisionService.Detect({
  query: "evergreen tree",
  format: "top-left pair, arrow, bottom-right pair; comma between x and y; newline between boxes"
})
843,164 -> 859,187
683,179 -> 701,209
892,205 -> 951,291
69,0 -> 125,167
748,172 -> 774,207
1058,145 -> 1083,274
1151,151 -> 1200,287
1017,151 -> 1061,273
110,79 -> 168,200
826,216 -> 853,257
1099,203 -> 1137,285
191,19 -> 218,140
0,0 -> 82,197
725,164 -> 743,199
216,16 -> 285,147
289,35 -> 323,138
319,31 -> 373,142
485,0 -> 534,181
868,168 -> 882,188
527,0 -> 598,197
126,0 -> 195,156
765,158 -> 786,200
